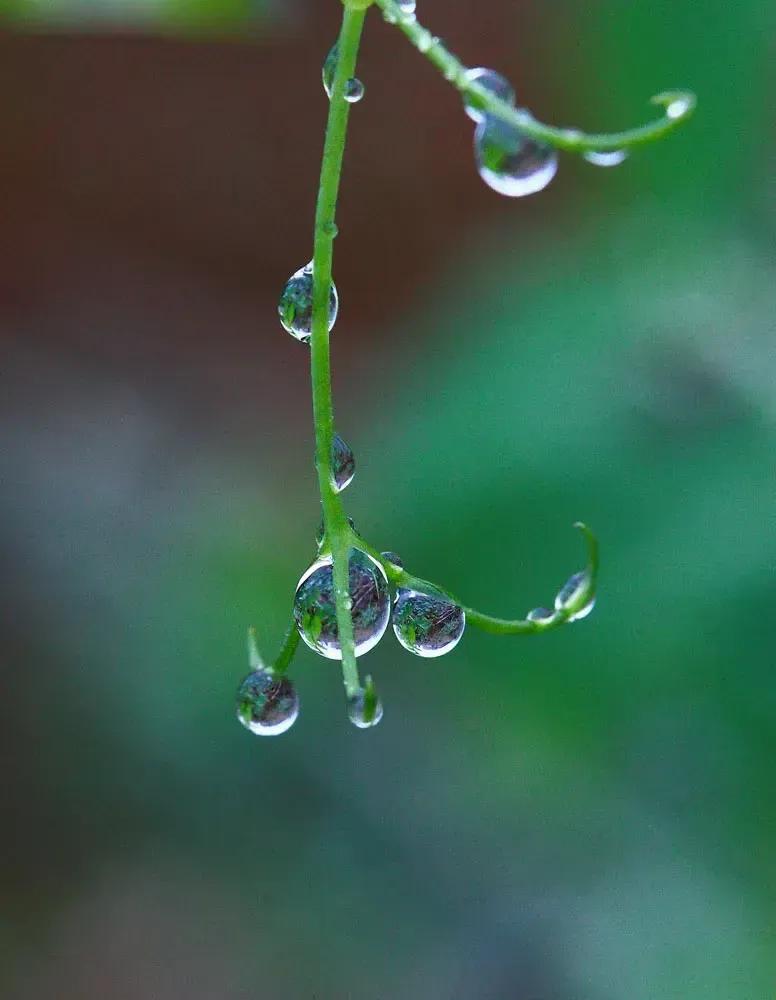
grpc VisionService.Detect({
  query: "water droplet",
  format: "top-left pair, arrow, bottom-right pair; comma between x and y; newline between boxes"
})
583,149 -> 628,167
463,67 -> 515,123
398,0 -> 416,14
278,262 -> 338,343
322,43 -> 365,104
527,607 -> 554,623
381,551 -> 403,570
474,115 -> 558,197
554,571 -> 595,622
294,549 -> 391,659
331,434 -> 355,492
392,588 -> 465,657
236,670 -> 299,736
666,96 -> 690,120
347,684 -> 384,729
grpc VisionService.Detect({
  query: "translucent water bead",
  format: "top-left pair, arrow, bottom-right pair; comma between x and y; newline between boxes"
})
294,549 -> 390,659
463,67 -> 515,123
331,434 -> 355,492
278,262 -> 338,343
474,115 -> 558,197
527,607 -> 555,624
384,0 -> 416,23
347,683 -> 384,729
583,149 -> 628,167
380,551 -> 403,570
236,671 -> 299,736
554,571 -> 595,622
322,43 -> 365,104
392,588 -> 465,657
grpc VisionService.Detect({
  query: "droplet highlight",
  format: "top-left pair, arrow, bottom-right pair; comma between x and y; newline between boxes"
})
236,670 -> 299,736
294,549 -> 391,659
554,571 -> 595,622
392,588 -> 465,658
278,262 -> 338,343
463,67 -> 515,123
474,115 -> 558,197
380,551 -> 403,570
331,434 -> 355,492
583,149 -> 628,168
322,43 -> 365,104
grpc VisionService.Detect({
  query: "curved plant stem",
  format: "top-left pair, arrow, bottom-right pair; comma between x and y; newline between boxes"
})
374,0 -> 696,151
272,624 -> 301,676
310,2 -> 368,698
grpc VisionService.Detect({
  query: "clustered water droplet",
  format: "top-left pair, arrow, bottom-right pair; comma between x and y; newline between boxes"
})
348,683 -> 384,729
278,262 -> 338,343
323,43 -> 365,104
583,149 -> 628,168
463,67 -> 515,123
331,434 -> 355,492
236,670 -> 299,736
392,588 -> 465,657
384,0 -> 417,24
554,571 -> 595,622
294,548 -> 390,659
474,115 -> 558,197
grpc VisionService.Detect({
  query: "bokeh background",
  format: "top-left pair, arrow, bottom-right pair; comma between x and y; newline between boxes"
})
2,1 -> 774,997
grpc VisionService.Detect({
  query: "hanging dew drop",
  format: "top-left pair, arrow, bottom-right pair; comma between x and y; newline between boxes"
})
527,607 -> 555,624
331,434 -> 355,492
347,685 -> 384,729
554,571 -> 595,622
583,149 -> 628,167
474,115 -> 558,197
463,67 -> 516,123
293,549 -> 391,659
392,588 -> 465,658
323,43 -> 365,104
278,262 -> 338,343
236,670 -> 299,736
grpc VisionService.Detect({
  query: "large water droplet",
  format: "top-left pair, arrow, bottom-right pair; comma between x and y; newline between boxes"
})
474,115 -> 558,197
236,670 -> 299,736
527,607 -> 554,624
583,149 -> 627,168
380,551 -> 403,570
392,588 -> 465,657
331,434 -> 355,492
294,549 -> 390,659
278,262 -> 338,343
348,683 -> 384,729
554,571 -> 595,622
463,67 -> 515,123
322,43 -> 365,104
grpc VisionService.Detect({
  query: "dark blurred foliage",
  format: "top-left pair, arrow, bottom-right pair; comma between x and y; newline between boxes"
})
1,1 -> 775,997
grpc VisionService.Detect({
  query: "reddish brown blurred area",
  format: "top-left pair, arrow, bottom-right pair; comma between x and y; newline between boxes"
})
0,2 -> 563,382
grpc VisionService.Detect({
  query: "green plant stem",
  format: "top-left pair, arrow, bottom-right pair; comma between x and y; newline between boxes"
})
374,0 -> 695,151
272,625 -> 301,676
310,2 -> 368,698
352,522 -> 599,635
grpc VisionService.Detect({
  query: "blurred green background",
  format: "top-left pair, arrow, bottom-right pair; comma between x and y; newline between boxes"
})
1,0 -> 774,997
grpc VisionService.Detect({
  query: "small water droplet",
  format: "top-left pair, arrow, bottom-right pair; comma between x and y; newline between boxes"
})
278,261 -> 338,343
527,607 -> 554,623
331,434 -> 355,492
380,551 -> 403,570
347,685 -> 384,729
392,588 -> 465,657
666,96 -> 690,120
398,0 -> 416,14
322,43 -> 365,104
554,571 -> 595,622
294,549 -> 391,659
236,670 -> 299,736
583,149 -> 628,167
463,67 -> 515,123
474,115 -> 558,197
